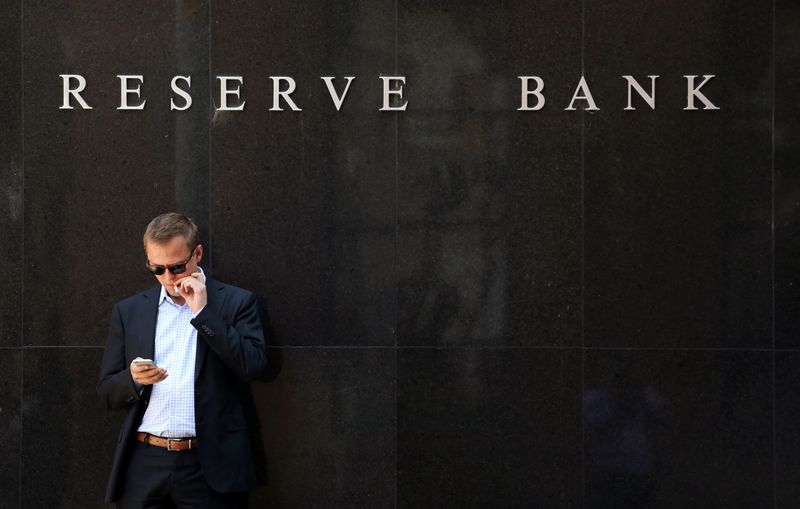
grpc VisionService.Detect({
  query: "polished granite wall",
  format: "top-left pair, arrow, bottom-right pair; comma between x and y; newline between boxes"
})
1,1 -> 799,508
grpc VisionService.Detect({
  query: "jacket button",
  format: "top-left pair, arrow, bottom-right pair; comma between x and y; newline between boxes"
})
127,396 -> 134,403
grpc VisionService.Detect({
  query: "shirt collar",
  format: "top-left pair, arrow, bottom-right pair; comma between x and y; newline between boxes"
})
159,266 -> 207,306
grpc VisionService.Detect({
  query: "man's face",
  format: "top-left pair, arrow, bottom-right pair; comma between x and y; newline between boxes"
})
145,236 -> 203,297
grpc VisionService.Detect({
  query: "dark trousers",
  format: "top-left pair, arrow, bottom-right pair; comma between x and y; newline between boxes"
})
116,441 -> 249,509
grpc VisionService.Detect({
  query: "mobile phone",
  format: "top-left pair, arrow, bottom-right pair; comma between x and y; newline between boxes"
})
132,358 -> 157,369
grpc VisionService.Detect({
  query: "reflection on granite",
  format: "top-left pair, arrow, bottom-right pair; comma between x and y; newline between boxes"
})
210,0 -> 397,346
775,0 -> 800,348
398,348 -> 582,508
584,0 -> 773,349
776,352 -> 800,506
0,0 -> 21,347
249,348 -> 396,508
210,109 -> 398,346
397,0 -> 582,347
584,367 -> 671,508
23,2 -> 203,346
22,348 -> 123,508
585,350 -> 772,508
3,0 -> 793,508
0,351 -> 22,506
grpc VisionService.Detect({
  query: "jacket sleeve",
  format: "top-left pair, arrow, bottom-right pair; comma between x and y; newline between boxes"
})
191,292 -> 268,381
97,303 -> 141,410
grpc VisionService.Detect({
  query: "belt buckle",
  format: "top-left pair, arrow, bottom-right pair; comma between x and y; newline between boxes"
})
167,438 -> 187,451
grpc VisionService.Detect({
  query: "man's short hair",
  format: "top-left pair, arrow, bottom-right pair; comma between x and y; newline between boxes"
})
143,212 -> 199,252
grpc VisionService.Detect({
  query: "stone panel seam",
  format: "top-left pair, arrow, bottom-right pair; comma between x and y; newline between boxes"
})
18,345 -> 104,349
772,0 -> 777,506
394,0 -> 399,507
207,0 -> 213,272
19,0 -> 24,506
263,345 -> 785,352
580,0 -> 586,506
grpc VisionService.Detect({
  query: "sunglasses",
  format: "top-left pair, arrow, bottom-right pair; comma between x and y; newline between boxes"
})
146,247 -> 197,276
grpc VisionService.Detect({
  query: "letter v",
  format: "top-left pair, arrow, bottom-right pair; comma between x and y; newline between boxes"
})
321,76 -> 355,111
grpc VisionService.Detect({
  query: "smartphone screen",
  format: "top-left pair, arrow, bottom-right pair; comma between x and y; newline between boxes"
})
132,359 -> 157,369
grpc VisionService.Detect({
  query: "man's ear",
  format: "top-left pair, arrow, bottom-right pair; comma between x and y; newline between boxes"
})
195,244 -> 204,264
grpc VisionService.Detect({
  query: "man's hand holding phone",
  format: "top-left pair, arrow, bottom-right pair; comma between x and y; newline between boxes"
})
130,357 -> 168,385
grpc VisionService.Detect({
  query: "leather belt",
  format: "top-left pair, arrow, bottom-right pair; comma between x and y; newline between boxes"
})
136,432 -> 197,451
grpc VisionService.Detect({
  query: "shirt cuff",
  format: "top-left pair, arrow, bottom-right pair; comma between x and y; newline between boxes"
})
130,376 -> 144,396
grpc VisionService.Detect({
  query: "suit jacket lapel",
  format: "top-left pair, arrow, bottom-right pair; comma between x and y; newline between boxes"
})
140,285 -> 161,361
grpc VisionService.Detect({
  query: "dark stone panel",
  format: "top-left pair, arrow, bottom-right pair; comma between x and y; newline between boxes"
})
397,1 -> 582,347
210,1 -> 397,346
249,347 -> 396,508
776,351 -> 800,506
584,1 -> 773,348
21,348 -> 124,508
398,0 -> 583,112
210,0 -> 395,113
0,1 -> 21,347
0,350 -> 22,508
23,2 -> 210,346
398,348 -> 583,508
584,350 -> 772,508
775,0 -> 800,349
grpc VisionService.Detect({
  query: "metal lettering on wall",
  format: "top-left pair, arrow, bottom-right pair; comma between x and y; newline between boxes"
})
57,73 -> 720,111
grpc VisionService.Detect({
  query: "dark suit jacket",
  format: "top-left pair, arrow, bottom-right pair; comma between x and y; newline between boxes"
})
96,277 -> 268,503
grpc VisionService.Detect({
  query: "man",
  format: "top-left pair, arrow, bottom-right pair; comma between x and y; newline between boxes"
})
97,212 -> 268,508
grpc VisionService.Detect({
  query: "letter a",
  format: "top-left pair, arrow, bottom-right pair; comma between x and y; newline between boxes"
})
565,76 -> 599,111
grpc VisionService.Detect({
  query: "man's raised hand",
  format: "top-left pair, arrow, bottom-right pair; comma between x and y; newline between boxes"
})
175,272 -> 207,313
